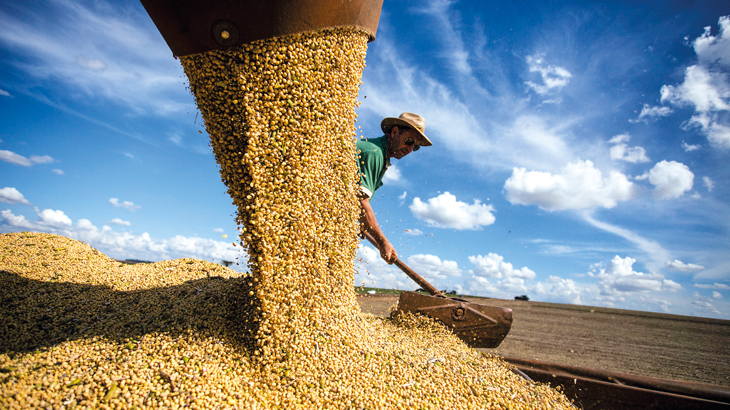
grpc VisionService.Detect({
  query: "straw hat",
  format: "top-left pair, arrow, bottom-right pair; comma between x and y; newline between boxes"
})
380,112 -> 433,146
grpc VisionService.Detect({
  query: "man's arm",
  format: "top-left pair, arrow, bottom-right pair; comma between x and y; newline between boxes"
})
358,195 -> 397,264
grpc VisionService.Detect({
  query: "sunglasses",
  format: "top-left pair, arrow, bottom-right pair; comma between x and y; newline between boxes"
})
404,137 -> 420,151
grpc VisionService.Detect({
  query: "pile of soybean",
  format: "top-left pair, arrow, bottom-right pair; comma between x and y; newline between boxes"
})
0,233 -> 573,409
0,27 -> 576,409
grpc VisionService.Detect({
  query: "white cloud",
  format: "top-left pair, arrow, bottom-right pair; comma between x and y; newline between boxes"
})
682,141 -> 702,151
629,104 -> 673,123
582,212 -> 671,270
38,209 -> 72,227
692,292 -> 722,315
109,198 -> 141,211
661,66 -> 728,113
406,254 -> 462,280
52,169 -> 64,175
665,259 -> 704,272
213,228 -> 225,234
76,56 -> 107,71
30,155 -> 54,164
412,0 -> 473,76
534,276 -> 586,305
694,283 -> 730,290
1,210 -> 34,229
0,88 -> 12,97
0,209 -> 243,263
403,229 -> 423,236
525,54 -> 572,95
539,244 -> 576,255
608,133 -> 650,163
659,16 -> 730,148
465,274 -> 531,296
469,253 -> 536,280
647,160 -> 694,199
608,133 -> 630,144
124,152 -> 134,159
713,291 -> 723,299
703,176 -> 715,192
693,18 -> 730,64
398,191 -> 407,205
413,253 -> 588,303
688,113 -> 730,148
504,160 -> 635,211
590,255 -> 681,297
468,276 -> 500,296
498,276 -> 531,293
0,187 -> 31,205
354,244 -> 708,312
0,150 -> 55,166
109,218 -> 131,226
507,115 -> 574,169
410,192 -> 495,230
168,133 -> 182,146
382,164 -> 403,185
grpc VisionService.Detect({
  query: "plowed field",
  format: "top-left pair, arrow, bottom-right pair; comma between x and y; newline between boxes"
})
357,294 -> 730,387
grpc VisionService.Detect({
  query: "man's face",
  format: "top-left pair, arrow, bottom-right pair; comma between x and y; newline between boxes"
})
391,127 -> 421,160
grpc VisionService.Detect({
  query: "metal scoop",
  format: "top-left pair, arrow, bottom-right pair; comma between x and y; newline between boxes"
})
362,233 -> 513,348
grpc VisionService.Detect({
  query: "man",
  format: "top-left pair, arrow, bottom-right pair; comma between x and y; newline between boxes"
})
357,112 -> 433,263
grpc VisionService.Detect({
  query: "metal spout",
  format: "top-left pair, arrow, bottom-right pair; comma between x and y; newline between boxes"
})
140,0 -> 384,57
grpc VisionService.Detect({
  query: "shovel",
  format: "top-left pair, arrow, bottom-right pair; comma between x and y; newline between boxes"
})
362,232 -> 513,348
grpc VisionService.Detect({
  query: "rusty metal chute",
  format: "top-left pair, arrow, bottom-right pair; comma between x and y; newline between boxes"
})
139,0 -> 384,57
503,356 -> 730,410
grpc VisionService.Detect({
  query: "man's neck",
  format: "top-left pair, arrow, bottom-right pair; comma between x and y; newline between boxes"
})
385,134 -> 395,159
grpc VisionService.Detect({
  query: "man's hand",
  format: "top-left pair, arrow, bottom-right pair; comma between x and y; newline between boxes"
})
380,240 -> 397,264
359,195 -> 398,264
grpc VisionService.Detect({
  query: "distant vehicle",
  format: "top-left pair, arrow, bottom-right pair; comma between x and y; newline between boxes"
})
417,288 -> 458,295
515,295 -> 530,301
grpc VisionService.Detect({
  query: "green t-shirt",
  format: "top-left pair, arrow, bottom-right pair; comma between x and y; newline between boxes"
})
356,135 -> 389,201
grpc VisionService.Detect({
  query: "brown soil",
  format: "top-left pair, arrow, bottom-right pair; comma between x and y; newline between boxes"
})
357,294 -> 730,387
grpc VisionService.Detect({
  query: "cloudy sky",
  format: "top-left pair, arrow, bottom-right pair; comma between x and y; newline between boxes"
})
1,0 -> 728,319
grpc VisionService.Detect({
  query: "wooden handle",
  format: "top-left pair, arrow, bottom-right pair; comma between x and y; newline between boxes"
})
362,232 -> 445,297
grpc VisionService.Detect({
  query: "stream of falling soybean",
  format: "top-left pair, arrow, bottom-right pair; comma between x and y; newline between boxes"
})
181,28 -> 366,363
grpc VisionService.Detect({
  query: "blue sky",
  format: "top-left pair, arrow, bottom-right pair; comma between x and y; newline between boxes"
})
1,0 -> 728,319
